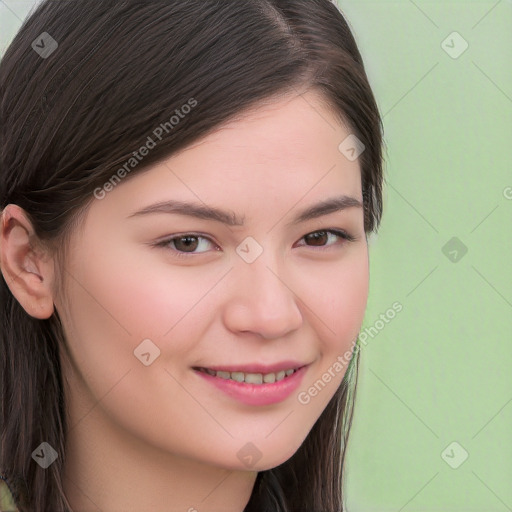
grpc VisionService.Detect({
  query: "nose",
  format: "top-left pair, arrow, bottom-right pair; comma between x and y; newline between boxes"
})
222,254 -> 304,340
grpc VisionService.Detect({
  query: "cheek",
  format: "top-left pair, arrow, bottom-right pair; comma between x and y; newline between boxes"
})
66,239 -> 213,343
57,243 -> 168,390
306,249 -> 369,348
291,247 -> 368,404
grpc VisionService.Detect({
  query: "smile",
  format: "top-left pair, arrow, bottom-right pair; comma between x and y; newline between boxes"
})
193,364 -> 309,406
195,367 -> 299,384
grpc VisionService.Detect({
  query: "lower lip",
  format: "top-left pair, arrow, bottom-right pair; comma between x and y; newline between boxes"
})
194,366 -> 308,406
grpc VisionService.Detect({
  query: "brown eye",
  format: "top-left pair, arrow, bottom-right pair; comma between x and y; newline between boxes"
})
304,231 -> 329,246
173,236 -> 200,252
155,233 -> 217,258
299,229 -> 355,249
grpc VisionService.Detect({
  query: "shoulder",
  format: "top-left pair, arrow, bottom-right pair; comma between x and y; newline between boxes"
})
0,476 -> 19,512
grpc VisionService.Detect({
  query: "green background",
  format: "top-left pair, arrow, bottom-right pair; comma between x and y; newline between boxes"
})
1,1 -> 511,510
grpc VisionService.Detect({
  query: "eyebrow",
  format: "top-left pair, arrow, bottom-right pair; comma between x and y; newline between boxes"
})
127,195 -> 363,226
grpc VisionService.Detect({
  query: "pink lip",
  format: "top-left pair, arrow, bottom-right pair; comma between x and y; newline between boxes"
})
193,364 -> 309,406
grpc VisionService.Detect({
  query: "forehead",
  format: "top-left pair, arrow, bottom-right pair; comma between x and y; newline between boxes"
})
176,89 -> 352,165
84,90 -> 363,229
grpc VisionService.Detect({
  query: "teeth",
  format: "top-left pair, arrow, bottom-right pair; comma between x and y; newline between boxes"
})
245,373 -> 263,384
200,367 -> 298,384
231,372 -> 245,383
263,373 -> 276,383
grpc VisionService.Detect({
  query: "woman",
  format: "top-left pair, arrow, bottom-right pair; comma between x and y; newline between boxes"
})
0,0 -> 384,510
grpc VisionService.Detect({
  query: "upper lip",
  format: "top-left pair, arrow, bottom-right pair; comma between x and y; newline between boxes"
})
194,360 -> 309,374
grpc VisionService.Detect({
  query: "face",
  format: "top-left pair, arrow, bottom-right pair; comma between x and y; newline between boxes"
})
55,89 -> 369,471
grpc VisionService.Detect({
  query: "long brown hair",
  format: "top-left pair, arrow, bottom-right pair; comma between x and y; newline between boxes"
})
0,1 -> 384,510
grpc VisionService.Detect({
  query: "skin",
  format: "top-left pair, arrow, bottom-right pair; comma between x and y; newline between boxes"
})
0,89 -> 369,512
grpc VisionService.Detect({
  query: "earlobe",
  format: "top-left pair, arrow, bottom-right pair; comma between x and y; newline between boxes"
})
0,204 -> 55,319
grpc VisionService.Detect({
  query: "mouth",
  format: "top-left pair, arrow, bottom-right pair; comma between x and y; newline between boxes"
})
192,363 -> 310,406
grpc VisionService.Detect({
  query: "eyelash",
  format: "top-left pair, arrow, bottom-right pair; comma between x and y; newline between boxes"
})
153,229 -> 357,259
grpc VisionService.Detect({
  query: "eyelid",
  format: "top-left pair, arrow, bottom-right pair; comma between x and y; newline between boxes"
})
153,232 -> 218,257
295,228 -> 357,246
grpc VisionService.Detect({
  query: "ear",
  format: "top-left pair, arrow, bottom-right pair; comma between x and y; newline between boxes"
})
0,204 -> 55,319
